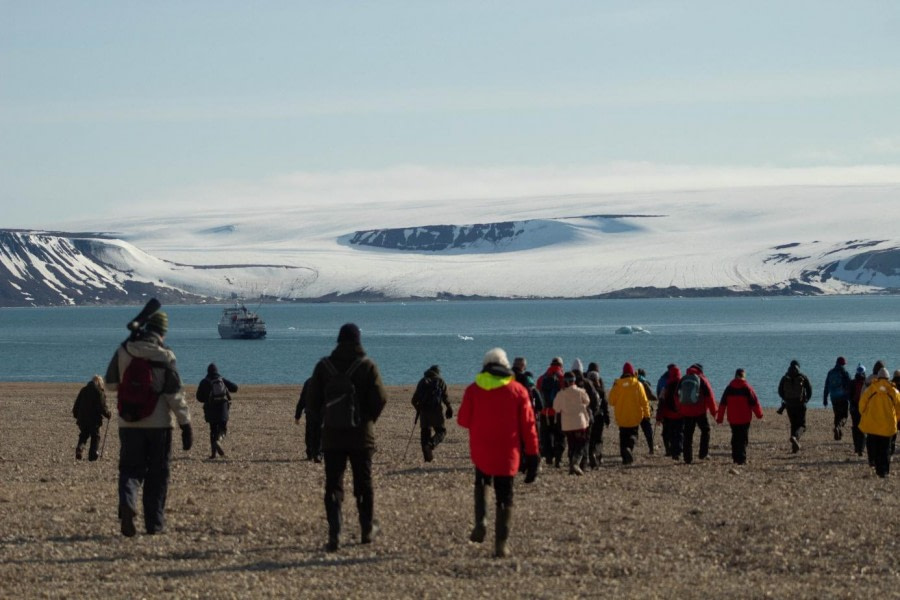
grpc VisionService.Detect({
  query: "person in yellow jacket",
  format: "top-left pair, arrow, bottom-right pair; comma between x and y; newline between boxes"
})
608,362 -> 651,465
859,367 -> 900,478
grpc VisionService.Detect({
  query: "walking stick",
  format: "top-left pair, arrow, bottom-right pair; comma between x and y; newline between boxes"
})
402,411 -> 419,461
99,418 -> 110,460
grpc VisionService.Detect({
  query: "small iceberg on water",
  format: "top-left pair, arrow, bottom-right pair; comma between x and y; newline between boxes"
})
615,325 -> 651,335
458,334 -> 474,341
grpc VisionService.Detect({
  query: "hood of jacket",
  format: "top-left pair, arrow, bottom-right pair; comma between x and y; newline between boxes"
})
424,366 -> 440,379
476,364 -> 514,391
787,364 -> 801,377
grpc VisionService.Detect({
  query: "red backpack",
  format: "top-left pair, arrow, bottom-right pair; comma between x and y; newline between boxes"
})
117,350 -> 160,422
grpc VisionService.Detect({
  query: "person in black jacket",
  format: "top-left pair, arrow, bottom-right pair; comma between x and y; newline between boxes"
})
295,377 -> 322,462
411,365 -> 452,463
72,375 -> 112,461
196,363 -> 238,460
777,359 -> 813,453
306,323 -> 388,552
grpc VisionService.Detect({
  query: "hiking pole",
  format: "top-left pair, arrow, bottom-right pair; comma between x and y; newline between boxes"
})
402,412 -> 419,462
99,418 -> 110,460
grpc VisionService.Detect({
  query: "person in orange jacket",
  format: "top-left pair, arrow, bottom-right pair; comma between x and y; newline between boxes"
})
715,368 -> 763,465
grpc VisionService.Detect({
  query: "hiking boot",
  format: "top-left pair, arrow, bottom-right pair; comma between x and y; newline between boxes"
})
790,436 -> 800,454
571,465 -> 584,476
120,506 -> 137,538
215,440 -> 226,457
834,426 -> 842,441
622,447 -> 633,465
423,445 -> 434,463
325,535 -> 339,552
75,446 -> 84,460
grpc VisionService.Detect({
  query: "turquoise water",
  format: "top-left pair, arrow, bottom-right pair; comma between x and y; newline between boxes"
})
1,296 -> 898,407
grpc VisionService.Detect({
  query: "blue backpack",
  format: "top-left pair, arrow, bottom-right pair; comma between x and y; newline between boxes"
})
826,369 -> 847,400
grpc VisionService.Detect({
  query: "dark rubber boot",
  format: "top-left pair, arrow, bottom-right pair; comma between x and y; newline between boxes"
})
357,493 -> 378,544
325,494 -> 342,552
494,504 -> 512,558
469,482 -> 487,543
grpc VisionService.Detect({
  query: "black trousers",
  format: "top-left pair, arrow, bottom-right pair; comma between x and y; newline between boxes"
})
118,428 -> 172,534
640,418 -> 654,452
209,421 -> 227,455
786,404 -> 807,440
565,429 -> 588,468
420,423 -> 447,449
323,448 -> 374,537
831,398 -> 849,429
866,434 -> 891,477
540,415 -> 565,464
77,425 -> 101,461
663,418 -> 684,459
475,469 -> 514,508
588,421 -> 605,465
729,423 -> 750,464
618,426 -> 638,464
304,417 -> 322,460
682,415 -> 710,463
849,403 -> 866,454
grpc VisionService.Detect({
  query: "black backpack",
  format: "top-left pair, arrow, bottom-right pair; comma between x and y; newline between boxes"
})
321,357 -> 365,429
422,377 -> 443,410
209,377 -> 229,404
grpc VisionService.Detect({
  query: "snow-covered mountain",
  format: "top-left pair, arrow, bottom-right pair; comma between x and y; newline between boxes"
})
3,184 -> 900,306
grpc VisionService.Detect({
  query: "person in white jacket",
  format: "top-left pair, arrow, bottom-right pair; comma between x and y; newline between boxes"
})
552,372 -> 592,475
105,310 -> 192,537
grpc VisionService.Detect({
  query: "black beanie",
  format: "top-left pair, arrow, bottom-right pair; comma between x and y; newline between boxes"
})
337,323 -> 361,344
207,363 -> 218,376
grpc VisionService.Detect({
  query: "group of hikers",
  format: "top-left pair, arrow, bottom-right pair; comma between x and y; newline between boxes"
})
70,299 -> 900,558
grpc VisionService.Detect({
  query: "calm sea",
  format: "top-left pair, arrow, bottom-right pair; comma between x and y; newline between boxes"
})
1,296 -> 898,407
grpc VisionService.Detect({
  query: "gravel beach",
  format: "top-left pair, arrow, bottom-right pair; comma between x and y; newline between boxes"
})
1,382 -> 898,599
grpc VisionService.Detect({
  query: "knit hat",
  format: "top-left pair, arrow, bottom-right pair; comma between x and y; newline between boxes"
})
691,363 -> 704,373
571,358 -> 584,373
877,367 -> 890,379
789,359 -> 800,368
428,364 -> 440,376
551,357 -> 563,367
893,369 -> 900,381
622,362 -> 635,376
513,357 -> 527,370
856,363 -> 866,376
207,363 -> 218,376
483,347 -> 511,369
337,323 -> 361,344
146,311 -> 168,335
836,356 -> 846,366
735,368 -> 746,379
586,371 -> 600,383
587,362 -> 600,373
563,371 -> 576,383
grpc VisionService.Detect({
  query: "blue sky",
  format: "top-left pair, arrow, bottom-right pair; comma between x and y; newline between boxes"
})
2,1 -> 900,228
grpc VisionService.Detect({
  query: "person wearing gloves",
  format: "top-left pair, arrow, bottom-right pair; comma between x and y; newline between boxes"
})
457,348 -> 540,558
105,310 -> 192,537
859,367 -> 900,478
608,362 -> 651,465
715,368 -> 764,465
823,356 -> 852,441
552,371 -> 592,475
777,359 -> 813,454
72,374 -> 112,461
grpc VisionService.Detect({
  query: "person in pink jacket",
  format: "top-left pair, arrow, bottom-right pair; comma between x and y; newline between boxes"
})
552,371 -> 592,475
715,368 -> 764,465
457,348 -> 540,558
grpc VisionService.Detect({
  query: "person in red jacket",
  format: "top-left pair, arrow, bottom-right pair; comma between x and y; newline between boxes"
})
677,363 -> 717,464
457,347 -> 540,558
715,368 -> 764,464
656,364 -> 683,460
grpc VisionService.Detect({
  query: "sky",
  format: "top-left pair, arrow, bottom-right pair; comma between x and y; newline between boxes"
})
2,1 -> 900,229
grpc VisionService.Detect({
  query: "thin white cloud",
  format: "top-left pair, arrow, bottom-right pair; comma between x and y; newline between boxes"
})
4,68 -> 900,125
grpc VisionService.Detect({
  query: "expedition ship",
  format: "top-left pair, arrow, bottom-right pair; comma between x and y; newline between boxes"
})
218,302 -> 267,339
